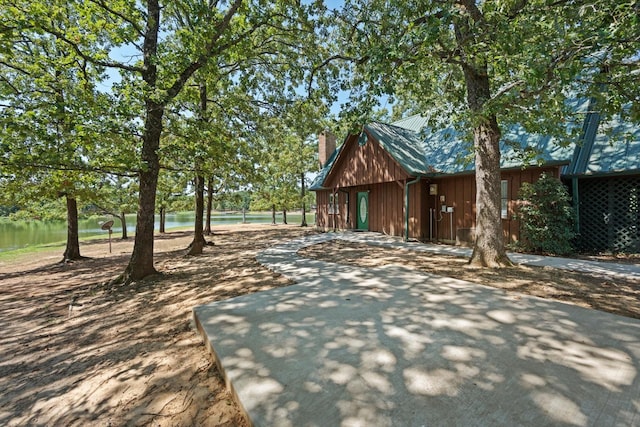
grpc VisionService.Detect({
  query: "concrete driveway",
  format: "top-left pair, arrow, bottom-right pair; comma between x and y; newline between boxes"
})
193,233 -> 640,426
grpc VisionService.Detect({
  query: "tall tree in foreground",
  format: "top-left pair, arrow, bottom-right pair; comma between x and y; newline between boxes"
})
331,0 -> 639,267
4,0 -> 331,283
0,18 -> 126,261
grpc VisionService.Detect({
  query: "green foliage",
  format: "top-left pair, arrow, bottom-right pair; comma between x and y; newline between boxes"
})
0,5 -> 139,233
250,119 -> 317,213
515,173 -> 575,255
215,191 -> 251,211
0,205 -> 18,217
2,0 -> 337,278
330,0 -> 639,145
8,199 -> 67,221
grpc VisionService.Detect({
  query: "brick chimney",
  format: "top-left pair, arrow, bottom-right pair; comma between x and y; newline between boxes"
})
318,131 -> 336,169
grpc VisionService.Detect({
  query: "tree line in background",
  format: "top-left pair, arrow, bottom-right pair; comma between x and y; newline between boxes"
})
1,0 -> 332,282
1,0 -> 638,282
329,0 -> 638,267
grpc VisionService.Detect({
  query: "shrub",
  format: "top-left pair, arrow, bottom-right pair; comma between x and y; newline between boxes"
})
516,173 -> 576,255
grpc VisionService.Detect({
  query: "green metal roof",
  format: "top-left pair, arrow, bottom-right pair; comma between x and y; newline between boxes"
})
584,117 -> 640,174
364,122 -> 431,175
390,114 -> 430,133
565,103 -> 640,176
309,143 -> 343,190
422,99 -> 592,175
311,98 -> 639,191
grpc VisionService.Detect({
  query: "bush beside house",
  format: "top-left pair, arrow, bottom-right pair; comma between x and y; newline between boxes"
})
516,173 -> 576,255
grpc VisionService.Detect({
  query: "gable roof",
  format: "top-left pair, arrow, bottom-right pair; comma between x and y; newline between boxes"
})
364,122 -> 430,176
565,108 -> 640,176
311,99 -> 640,190
309,142 -> 343,190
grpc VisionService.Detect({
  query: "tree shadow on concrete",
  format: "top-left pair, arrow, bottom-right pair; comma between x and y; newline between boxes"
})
195,236 -> 640,426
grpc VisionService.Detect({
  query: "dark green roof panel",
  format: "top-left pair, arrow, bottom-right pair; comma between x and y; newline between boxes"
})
583,115 -> 640,175
309,143 -> 343,190
364,122 -> 430,176
310,98 -> 638,190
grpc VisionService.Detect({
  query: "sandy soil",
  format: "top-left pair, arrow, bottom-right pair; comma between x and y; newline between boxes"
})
0,224 -> 316,426
1,226 -> 638,426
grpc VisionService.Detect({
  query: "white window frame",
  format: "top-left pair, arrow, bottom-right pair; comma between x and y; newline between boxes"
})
501,180 -> 509,219
328,192 -> 339,215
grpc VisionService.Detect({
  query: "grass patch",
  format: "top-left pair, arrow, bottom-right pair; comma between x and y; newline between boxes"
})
0,241 -> 66,262
0,226 -> 198,264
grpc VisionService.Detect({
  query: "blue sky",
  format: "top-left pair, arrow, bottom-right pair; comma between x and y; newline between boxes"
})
97,0 -> 391,120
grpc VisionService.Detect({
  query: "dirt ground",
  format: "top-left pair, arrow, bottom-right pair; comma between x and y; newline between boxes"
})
1,226 -> 638,426
0,224 -> 316,427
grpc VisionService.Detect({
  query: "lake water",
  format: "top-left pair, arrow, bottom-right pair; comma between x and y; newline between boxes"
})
0,211 -> 309,252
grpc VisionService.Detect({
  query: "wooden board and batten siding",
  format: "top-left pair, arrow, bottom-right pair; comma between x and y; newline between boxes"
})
426,166 -> 563,245
324,134 -> 410,188
314,129 -> 566,244
316,134 -> 427,238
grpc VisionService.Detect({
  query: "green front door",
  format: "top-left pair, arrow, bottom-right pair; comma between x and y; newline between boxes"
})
357,191 -> 369,230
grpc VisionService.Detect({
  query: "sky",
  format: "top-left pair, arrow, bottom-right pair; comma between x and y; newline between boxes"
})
96,0 -> 378,120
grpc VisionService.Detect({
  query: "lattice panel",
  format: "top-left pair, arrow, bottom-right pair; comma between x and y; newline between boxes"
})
579,176 -> 640,253
579,179 -> 610,251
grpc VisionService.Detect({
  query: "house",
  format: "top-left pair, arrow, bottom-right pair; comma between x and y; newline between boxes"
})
563,104 -> 640,252
311,99 -> 640,252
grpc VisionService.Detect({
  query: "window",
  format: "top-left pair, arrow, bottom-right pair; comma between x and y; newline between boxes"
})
328,192 -> 339,215
344,192 -> 349,222
501,180 -> 509,219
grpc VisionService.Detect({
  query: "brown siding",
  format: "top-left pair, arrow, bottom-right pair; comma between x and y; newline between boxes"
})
315,136 -> 563,245
407,179 -> 428,239
325,134 -> 410,188
502,166 -> 561,242
315,190 -> 329,230
427,166 -> 563,244
315,188 -> 351,232
325,179 -> 427,240
351,182 -> 405,235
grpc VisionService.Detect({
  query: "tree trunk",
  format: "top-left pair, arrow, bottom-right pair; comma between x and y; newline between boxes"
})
118,0 -> 163,284
159,206 -> 166,233
301,202 -> 307,227
187,174 -> 207,255
120,101 -> 163,282
271,204 -> 276,225
116,0 -> 242,283
454,1 -> 512,268
62,195 -> 83,262
204,177 -> 213,235
120,211 -> 128,239
469,119 -> 512,267
188,83 -> 209,255
282,208 -> 287,224
300,172 -> 308,227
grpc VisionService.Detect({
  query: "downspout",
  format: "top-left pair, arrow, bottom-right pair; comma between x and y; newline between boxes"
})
333,187 -> 338,232
404,176 -> 422,242
572,177 -> 580,233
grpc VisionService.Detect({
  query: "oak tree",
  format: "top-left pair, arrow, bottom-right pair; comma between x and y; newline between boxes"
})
330,0 -> 639,267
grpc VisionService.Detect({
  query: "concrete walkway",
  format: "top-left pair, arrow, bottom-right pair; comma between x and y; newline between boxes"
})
338,232 -> 640,280
194,233 -> 640,427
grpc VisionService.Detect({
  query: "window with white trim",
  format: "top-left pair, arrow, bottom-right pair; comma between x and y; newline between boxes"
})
501,180 -> 509,219
328,192 -> 339,215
